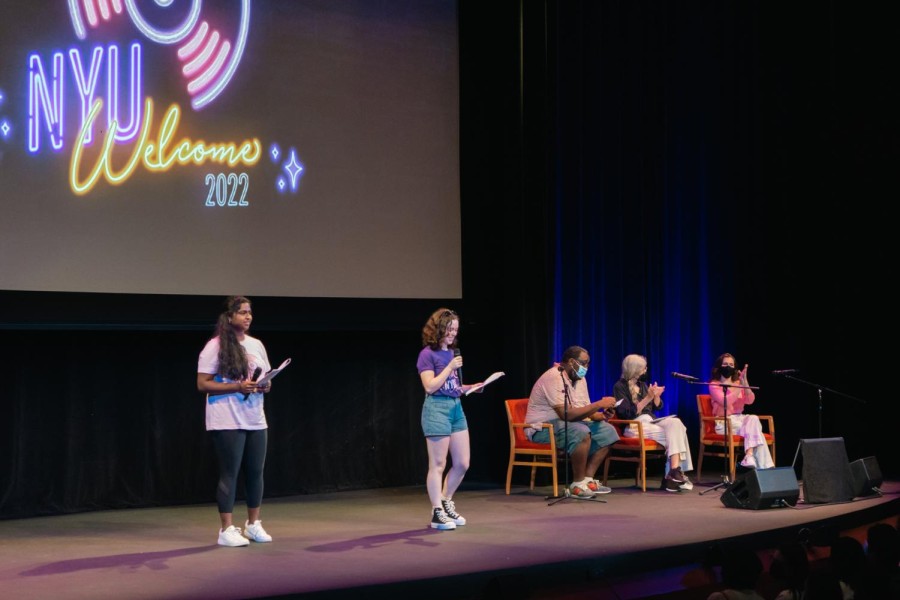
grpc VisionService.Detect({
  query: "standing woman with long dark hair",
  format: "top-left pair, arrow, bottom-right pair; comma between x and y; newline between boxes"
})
417,308 -> 483,530
197,296 -> 273,547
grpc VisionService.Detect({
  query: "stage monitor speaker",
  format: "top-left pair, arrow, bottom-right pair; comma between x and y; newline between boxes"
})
793,437 -> 855,504
720,467 -> 800,510
849,456 -> 882,497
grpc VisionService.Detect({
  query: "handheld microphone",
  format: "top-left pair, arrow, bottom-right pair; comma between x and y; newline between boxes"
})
453,348 -> 463,383
771,369 -> 798,375
244,366 -> 262,399
671,372 -> 699,381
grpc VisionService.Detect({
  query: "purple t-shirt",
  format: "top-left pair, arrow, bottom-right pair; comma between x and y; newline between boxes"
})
416,346 -> 463,398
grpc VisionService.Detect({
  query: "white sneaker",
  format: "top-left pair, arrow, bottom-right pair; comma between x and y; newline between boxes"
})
244,520 -> 273,542
741,454 -> 757,469
218,525 -> 250,547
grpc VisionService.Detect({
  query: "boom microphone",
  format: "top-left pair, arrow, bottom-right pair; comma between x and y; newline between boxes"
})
671,372 -> 699,381
771,369 -> 798,375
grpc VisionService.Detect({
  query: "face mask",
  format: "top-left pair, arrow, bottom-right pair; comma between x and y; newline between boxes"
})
575,364 -> 588,379
638,372 -> 649,382
720,365 -> 735,378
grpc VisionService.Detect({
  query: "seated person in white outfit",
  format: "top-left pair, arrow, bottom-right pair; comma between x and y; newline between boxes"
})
709,353 -> 774,469
613,354 -> 694,492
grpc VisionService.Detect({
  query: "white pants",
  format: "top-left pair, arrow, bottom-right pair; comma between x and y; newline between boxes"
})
623,414 -> 694,473
714,414 -> 774,469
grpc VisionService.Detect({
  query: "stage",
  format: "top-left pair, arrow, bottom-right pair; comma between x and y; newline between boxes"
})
2,476 -> 897,600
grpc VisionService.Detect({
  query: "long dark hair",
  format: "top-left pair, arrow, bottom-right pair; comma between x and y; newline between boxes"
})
711,352 -> 739,382
214,296 -> 250,380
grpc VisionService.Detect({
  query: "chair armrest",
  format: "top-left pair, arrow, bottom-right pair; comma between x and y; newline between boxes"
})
757,415 -> 775,435
512,422 -> 553,431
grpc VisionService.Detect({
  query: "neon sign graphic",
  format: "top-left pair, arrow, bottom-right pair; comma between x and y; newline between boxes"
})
67,0 -> 250,111
70,97 -> 261,195
13,2 -> 303,201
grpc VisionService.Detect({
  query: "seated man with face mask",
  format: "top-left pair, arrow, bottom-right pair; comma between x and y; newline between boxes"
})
524,346 -> 619,497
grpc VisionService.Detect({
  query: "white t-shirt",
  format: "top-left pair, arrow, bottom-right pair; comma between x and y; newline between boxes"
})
524,366 -> 591,438
198,335 -> 271,431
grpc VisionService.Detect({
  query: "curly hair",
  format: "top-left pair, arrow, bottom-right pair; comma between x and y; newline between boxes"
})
421,308 -> 459,350
711,352 -> 739,382
213,296 -> 251,380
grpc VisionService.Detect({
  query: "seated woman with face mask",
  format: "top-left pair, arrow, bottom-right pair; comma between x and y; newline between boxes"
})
613,354 -> 694,492
709,353 -> 774,469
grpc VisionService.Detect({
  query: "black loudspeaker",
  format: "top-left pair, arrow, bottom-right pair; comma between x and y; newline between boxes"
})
793,438 -> 855,504
849,456 -> 882,497
720,467 -> 800,510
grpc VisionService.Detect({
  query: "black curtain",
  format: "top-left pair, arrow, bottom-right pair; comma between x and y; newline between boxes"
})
546,0 -> 894,475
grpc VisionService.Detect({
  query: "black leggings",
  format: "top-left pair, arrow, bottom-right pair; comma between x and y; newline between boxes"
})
210,429 -> 268,513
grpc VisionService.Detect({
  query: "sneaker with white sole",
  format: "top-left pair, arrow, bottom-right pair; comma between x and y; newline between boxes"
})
244,520 -> 273,543
587,479 -> 612,494
741,454 -> 757,469
569,482 -> 595,498
670,467 -> 694,491
664,471 -> 683,493
430,508 -> 457,530
218,525 -> 250,547
441,498 -> 466,526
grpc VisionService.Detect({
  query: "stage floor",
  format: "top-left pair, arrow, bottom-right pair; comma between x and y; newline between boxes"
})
2,477 -> 897,600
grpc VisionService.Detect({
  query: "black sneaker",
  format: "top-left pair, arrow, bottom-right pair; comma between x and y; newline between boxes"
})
441,498 -> 466,526
430,508 -> 457,530
664,472 -> 682,493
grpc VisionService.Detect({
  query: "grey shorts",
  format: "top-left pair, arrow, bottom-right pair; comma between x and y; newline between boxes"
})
421,395 -> 468,437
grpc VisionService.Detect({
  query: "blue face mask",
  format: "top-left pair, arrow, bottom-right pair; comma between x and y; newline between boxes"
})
575,364 -> 588,379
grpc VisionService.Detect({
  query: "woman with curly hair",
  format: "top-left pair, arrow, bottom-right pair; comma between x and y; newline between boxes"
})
416,308 -> 483,530
197,296 -> 273,547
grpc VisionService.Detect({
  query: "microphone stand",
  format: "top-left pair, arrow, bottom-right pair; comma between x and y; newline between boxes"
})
687,379 -> 759,495
547,369 -> 606,505
774,373 -> 865,439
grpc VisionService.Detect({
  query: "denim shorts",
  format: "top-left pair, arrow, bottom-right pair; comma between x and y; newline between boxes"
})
531,419 -> 619,454
421,395 -> 468,437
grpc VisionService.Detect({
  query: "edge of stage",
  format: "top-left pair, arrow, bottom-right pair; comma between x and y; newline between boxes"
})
2,476 -> 897,600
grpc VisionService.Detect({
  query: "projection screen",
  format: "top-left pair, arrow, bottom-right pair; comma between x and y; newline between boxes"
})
0,0 -> 461,299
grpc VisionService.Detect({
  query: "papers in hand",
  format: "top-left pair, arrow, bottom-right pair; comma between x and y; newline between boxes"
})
256,358 -> 291,386
651,414 -> 676,424
464,371 -> 505,396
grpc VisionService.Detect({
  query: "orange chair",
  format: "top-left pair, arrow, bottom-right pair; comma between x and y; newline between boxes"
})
696,394 -> 775,481
602,414 -> 667,492
504,398 -> 559,496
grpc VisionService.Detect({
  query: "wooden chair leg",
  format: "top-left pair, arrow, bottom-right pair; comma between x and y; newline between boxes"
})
530,464 -> 537,491
697,449 -> 704,481
551,458 -> 558,497
729,442 -> 736,481
506,458 -> 514,495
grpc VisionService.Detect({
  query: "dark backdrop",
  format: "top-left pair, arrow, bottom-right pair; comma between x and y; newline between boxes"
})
2,1 -> 895,519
